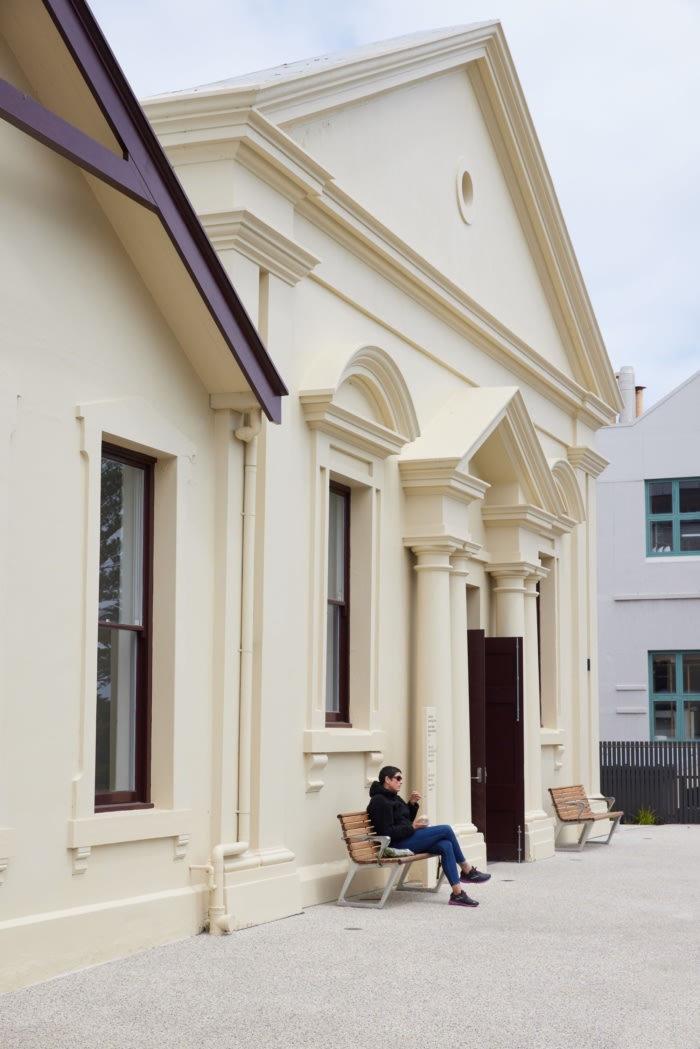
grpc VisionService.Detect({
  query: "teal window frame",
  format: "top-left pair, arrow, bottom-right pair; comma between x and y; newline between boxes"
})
649,650 -> 700,741
646,477 -> 700,556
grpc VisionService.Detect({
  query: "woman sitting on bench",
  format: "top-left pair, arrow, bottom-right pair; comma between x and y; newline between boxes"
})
367,765 -> 491,908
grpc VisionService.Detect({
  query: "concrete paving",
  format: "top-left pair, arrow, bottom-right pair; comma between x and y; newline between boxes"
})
1,824 -> 700,1049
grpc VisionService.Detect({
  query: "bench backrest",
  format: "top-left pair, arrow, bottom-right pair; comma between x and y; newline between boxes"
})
548,785 -> 595,821
337,810 -> 384,864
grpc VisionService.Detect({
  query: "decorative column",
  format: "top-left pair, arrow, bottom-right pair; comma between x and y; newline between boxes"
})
408,540 -> 458,824
399,456 -> 488,862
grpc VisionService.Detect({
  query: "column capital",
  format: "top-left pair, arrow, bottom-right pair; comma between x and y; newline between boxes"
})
403,534 -> 464,562
450,541 -> 481,577
487,559 -> 541,582
524,566 -> 549,594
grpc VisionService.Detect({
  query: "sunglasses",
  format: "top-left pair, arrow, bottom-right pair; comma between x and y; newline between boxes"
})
392,775 -> 403,782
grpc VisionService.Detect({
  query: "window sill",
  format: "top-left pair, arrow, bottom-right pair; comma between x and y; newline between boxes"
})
540,729 -> 565,746
302,728 -> 387,754
67,808 -> 193,849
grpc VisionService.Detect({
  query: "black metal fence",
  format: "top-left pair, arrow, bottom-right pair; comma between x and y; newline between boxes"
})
600,740 -> 700,824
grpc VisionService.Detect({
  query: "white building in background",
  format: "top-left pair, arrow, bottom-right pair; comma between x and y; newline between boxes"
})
2,0 -> 621,991
597,367 -> 700,742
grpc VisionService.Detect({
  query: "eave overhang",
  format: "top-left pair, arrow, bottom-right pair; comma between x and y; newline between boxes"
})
0,0 -> 287,421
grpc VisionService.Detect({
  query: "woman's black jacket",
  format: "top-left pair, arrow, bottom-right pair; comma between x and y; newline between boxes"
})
367,781 -> 418,843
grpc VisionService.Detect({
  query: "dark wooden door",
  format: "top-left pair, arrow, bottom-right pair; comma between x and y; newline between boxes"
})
468,631 -> 524,862
467,629 -> 487,836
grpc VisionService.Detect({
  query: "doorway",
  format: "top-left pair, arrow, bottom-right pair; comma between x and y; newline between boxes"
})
468,629 -> 524,861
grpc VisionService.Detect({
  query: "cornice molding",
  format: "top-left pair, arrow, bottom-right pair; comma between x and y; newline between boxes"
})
201,208 -> 320,286
399,459 -> 490,503
467,57 -> 620,411
300,392 -> 408,458
144,101 -> 330,202
481,503 -> 557,535
297,191 -> 615,430
568,446 -> 609,478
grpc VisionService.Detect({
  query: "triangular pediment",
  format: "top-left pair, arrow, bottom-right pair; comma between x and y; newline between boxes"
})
166,24 -> 620,420
400,386 -> 566,519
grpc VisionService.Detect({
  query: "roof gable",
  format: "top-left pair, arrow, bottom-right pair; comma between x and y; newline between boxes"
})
165,23 -> 620,420
0,0 -> 286,420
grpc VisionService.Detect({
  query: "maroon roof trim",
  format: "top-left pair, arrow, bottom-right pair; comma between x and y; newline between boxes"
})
0,77 -> 155,207
1,0 -> 287,421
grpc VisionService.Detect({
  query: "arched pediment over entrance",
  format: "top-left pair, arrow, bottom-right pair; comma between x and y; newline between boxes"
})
300,345 -> 420,456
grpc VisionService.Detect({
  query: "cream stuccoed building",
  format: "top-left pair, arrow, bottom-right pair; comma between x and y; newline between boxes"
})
0,2 -> 621,991
144,24 -> 620,894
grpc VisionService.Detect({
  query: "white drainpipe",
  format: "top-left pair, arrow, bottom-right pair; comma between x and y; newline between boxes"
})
233,408 -> 261,848
192,840 -> 250,934
195,405 -> 261,935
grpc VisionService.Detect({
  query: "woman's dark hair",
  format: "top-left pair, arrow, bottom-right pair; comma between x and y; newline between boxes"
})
378,765 -> 401,784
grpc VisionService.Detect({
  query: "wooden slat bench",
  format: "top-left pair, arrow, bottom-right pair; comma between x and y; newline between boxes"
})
336,811 -> 446,908
549,785 -> 624,850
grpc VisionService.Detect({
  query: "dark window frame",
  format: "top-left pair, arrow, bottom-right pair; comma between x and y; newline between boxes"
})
95,442 -> 155,811
326,482 -> 351,726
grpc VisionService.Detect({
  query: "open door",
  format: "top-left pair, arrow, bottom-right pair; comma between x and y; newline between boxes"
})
468,630 -> 525,861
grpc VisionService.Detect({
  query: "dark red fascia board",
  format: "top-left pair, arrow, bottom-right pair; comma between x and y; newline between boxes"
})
0,0 -> 287,421
0,77 -> 155,207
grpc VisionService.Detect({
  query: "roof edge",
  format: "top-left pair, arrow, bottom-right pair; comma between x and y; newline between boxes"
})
42,0 -> 288,421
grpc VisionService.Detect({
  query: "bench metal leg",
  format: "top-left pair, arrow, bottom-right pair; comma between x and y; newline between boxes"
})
606,813 -> 623,843
575,821 -> 594,850
554,814 -> 623,851
553,818 -> 593,850
336,861 -> 404,908
588,812 -> 623,846
336,859 -> 446,907
396,861 -> 446,894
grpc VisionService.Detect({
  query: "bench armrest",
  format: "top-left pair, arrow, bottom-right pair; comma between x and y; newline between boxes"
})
345,832 -> 390,857
370,835 -> 390,858
602,795 -> 617,811
559,800 -> 586,817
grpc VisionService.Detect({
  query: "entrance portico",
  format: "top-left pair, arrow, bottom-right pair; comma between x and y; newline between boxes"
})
399,386 -> 576,860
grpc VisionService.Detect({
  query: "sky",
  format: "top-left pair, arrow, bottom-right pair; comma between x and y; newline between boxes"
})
88,0 -> 700,410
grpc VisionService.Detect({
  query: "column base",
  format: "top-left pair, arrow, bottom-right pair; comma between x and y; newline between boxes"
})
524,810 -> 555,861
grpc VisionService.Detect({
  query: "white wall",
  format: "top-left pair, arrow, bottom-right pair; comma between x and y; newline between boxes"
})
597,371 -> 700,740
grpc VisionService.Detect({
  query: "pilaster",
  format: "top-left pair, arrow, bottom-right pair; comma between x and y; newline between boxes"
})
450,548 -> 474,828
